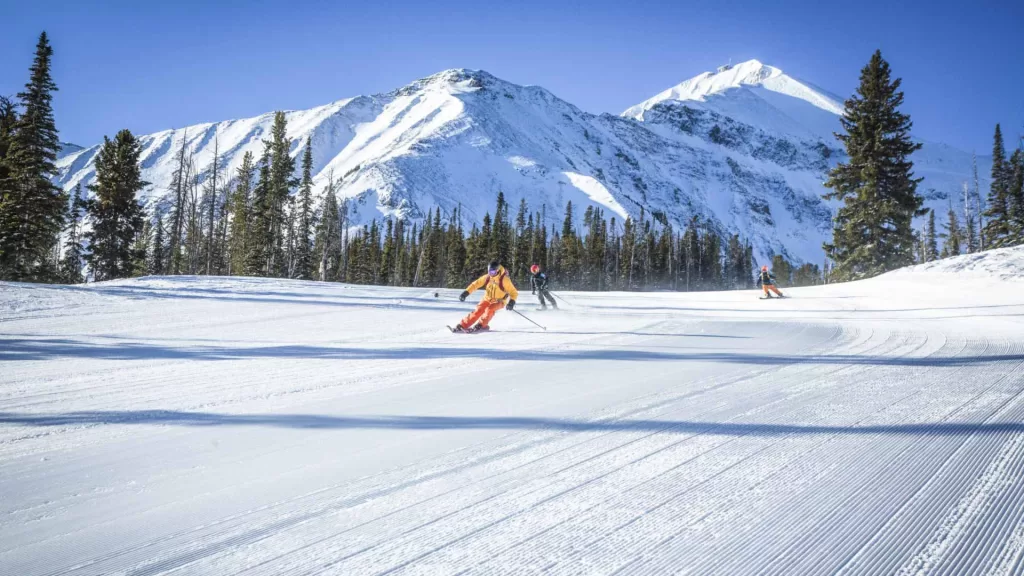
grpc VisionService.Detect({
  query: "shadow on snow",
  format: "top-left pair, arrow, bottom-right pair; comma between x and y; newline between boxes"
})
3,410 -> 1024,437
2,337 -> 1022,366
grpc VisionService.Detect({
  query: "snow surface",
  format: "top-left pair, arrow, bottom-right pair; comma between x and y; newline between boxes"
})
3,247 -> 1024,575
54,65 -> 990,266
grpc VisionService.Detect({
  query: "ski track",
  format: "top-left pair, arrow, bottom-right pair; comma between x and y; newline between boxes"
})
1,273 -> 1023,575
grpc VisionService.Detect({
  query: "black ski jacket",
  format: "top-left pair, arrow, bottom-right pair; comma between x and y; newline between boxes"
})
530,272 -> 549,292
757,270 -> 777,286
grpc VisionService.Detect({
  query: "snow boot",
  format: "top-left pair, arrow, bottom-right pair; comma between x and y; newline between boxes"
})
470,323 -> 490,333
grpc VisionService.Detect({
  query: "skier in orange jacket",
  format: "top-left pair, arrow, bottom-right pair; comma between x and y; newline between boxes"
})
757,265 -> 785,298
453,260 -> 518,332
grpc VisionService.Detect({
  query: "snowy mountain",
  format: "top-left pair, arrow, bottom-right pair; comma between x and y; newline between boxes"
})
54,62 -> 988,265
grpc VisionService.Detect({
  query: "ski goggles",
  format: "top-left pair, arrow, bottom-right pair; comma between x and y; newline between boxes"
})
488,268 -> 499,276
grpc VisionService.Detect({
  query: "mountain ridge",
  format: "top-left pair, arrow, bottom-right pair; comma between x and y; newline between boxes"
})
55,63 -> 989,265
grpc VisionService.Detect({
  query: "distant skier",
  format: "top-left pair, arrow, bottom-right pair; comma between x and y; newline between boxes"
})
530,264 -> 557,310
453,260 -> 518,332
757,265 -> 785,298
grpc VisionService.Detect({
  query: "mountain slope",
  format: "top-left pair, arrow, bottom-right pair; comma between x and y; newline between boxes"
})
55,64 -> 988,265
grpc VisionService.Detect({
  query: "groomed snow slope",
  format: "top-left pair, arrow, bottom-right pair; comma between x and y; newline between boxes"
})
2,249 -> 1024,575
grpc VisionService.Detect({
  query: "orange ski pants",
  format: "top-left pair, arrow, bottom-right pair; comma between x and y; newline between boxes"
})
762,284 -> 783,297
461,300 -> 506,329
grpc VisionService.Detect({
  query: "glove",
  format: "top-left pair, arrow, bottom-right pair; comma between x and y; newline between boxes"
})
506,299 -> 516,311
459,291 -> 469,302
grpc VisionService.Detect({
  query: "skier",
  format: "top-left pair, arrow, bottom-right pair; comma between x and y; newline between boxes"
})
530,264 -> 557,310
757,265 -> 785,298
453,260 -> 518,332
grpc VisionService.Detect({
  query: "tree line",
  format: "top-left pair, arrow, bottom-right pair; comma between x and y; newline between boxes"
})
916,124 -> 1024,264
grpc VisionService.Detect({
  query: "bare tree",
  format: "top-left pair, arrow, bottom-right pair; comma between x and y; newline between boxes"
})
204,136 -> 219,275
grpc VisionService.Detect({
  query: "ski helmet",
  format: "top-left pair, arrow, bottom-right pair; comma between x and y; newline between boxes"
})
762,265 -> 768,271
530,264 -> 540,274
488,260 -> 501,275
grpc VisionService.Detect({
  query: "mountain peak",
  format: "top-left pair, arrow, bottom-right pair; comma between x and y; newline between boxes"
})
623,59 -> 844,120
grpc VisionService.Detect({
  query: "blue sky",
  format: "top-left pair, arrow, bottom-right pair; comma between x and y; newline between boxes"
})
3,0 -> 1022,153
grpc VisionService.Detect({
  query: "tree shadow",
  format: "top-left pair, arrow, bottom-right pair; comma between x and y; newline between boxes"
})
2,337 -> 1022,367
2,410 -> 1022,437
85,285 -> 467,313
511,330 -> 750,339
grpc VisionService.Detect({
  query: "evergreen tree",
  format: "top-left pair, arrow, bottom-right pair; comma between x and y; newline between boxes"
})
445,208 -> 467,287
962,182 -> 978,253
227,151 -> 255,275
313,179 -> 341,281
983,124 -> 1011,246
771,255 -> 793,286
247,143 -> 273,275
203,137 -> 220,275
415,208 -> 442,286
512,199 -> 530,282
0,32 -> 67,282
60,183 -> 87,283
267,111 -> 297,276
940,201 -> 962,258
924,209 -> 938,261
149,213 -> 166,275
294,139 -> 315,279
85,130 -> 148,281
1007,149 -> 1024,244
0,96 -> 16,186
380,218 -> 396,285
792,263 -> 822,287
559,201 -> 581,287
491,192 -> 511,269
823,50 -> 923,280
620,216 -> 637,289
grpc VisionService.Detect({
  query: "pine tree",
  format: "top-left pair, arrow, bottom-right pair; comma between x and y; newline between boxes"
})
149,213 -> 166,275
962,182 -> 978,253
204,137 -> 220,275
1007,149 -> 1024,244
924,209 -> 938,261
294,139 -> 315,279
491,192 -> 511,269
227,151 -> 255,275
0,96 -> 16,185
85,130 -> 148,281
940,201 -> 962,258
823,50 -> 923,280
267,112 -> 297,276
313,178 -> 341,281
445,209 -> 467,287
513,199 -> 530,283
983,124 -> 1011,247
60,183 -> 87,283
620,216 -> 636,289
247,143 -> 273,275
132,216 -> 151,277
0,32 -> 67,281
559,201 -> 580,287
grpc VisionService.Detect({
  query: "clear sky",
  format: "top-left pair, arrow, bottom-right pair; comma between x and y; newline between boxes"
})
3,0 -> 1021,153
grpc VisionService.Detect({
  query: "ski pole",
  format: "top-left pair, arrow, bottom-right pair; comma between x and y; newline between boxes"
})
513,309 -> 547,330
551,292 -> 572,307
